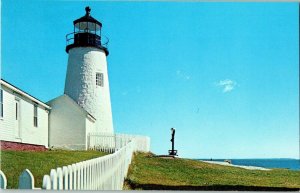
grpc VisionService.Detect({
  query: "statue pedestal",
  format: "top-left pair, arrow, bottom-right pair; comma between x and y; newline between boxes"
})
155,155 -> 177,159
169,150 -> 178,156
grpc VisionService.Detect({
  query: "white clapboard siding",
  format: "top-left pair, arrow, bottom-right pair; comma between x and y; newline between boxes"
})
0,83 -> 49,147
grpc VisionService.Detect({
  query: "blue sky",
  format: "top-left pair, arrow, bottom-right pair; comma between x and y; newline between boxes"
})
1,1 -> 299,159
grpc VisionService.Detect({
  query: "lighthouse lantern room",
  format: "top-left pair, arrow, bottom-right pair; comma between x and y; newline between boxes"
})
66,6 -> 109,55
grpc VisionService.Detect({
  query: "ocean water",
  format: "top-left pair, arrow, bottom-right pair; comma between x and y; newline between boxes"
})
198,159 -> 300,171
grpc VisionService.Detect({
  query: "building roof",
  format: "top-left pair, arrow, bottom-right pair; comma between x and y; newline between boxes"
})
0,79 -> 51,110
47,94 -> 96,121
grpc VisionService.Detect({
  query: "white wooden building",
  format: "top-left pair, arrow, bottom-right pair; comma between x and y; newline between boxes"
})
0,79 -> 50,150
0,79 -> 107,151
47,94 -> 97,150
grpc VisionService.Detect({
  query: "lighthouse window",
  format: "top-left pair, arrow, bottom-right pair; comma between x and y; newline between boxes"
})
96,73 -> 104,87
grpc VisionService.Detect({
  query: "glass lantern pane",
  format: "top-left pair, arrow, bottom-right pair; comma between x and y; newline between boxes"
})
75,22 -> 100,32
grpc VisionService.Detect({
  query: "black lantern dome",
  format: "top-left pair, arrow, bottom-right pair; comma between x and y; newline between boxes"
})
66,6 -> 109,55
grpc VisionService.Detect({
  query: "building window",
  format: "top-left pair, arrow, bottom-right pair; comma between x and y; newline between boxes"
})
96,73 -> 104,87
16,102 -> 18,120
34,104 -> 38,127
0,90 -> 3,118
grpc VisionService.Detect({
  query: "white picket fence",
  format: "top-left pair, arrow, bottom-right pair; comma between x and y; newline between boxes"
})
42,140 -> 137,190
88,132 -> 116,153
0,133 -> 150,190
115,133 -> 150,152
88,132 -> 150,152
0,171 -> 7,189
0,169 -> 41,189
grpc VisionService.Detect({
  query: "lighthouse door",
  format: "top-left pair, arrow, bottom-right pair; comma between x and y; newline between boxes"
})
15,99 -> 21,138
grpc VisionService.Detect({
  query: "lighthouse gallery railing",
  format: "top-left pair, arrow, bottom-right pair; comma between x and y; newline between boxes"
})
66,32 -> 109,48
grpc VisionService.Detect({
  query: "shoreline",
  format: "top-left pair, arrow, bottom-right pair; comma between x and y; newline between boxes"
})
201,160 -> 271,171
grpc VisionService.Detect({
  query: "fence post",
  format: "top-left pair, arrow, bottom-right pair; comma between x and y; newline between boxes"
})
72,164 -> 77,190
57,167 -> 63,190
91,160 -> 95,190
89,161 -> 93,190
79,162 -> 84,190
18,169 -> 35,189
42,175 -> 51,190
76,163 -> 80,190
86,161 -> 90,190
101,160 -> 104,190
84,161 -> 88,190
0,170 -> 7,189
50,169 -> 57,190
62,166 -> 69,190
67,165 -> 73,190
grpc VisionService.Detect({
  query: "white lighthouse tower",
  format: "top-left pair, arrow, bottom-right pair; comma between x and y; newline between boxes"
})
64,7 -> 114,134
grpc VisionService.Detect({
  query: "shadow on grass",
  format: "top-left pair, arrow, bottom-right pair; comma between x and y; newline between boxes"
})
125,179 -> 300,191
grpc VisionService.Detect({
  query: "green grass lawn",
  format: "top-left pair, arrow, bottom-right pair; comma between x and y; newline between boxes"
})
0,150 -> 107,189
125,152 -> 300,191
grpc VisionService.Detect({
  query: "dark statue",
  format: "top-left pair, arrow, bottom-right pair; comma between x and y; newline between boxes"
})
169,128 -> 178,156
